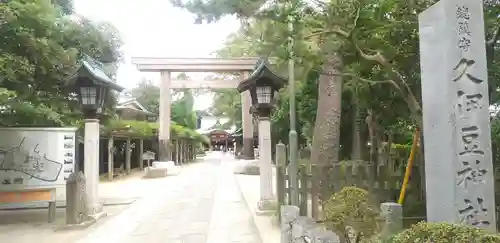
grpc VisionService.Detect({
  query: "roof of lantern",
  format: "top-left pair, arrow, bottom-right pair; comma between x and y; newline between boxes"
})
236,58 -> 287,93
67,54 -> 124,92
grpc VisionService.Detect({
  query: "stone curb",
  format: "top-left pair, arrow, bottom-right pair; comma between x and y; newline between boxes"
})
234,173 -> 280,243
234,174 -> 265,243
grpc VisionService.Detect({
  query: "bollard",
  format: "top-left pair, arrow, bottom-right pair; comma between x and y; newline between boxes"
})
66,171 -> 88,224
380,202 -> 403,240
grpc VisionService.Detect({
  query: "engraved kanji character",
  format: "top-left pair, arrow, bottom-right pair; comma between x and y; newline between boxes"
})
457,21 -> 471,36
457,91 -> 483,113
458,37 -> 472,52
453,58 -> 484,84
456,6 -> 470,20
457,157 -> 487,188
458,197 -> 490,227
459,125 -> 485,156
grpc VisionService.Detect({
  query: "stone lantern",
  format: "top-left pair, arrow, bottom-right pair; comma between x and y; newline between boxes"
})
237,58 -> 286,211
67,55 -> 124,217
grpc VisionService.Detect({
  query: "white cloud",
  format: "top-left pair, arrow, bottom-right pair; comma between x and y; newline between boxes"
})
73,0 -> 241,110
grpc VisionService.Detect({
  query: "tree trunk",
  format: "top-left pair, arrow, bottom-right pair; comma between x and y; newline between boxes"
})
310,51 -> 343,215
366,109 -> 379,165
310,52 -> 343,166
350,95 -> 363,161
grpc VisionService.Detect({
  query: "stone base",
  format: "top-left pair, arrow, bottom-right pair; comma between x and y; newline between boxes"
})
233,160 -> 260,175
256,199 -> 277,216
54,219 -> 96,231
88,211 -> 107,222
55,211 -> 107,231
143,167 -> 168,178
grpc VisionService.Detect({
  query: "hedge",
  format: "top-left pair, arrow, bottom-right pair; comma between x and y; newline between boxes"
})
391,222 -> 500,243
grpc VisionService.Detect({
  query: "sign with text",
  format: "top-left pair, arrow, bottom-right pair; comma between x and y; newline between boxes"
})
0,127 -> 77,190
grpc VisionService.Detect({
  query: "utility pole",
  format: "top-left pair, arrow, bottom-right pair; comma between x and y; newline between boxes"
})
287,3 -> 299,206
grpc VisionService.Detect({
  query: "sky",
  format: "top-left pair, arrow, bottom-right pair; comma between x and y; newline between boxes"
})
73,0 -> 241,110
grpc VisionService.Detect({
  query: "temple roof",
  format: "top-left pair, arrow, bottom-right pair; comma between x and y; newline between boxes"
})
67,55 -> 124,92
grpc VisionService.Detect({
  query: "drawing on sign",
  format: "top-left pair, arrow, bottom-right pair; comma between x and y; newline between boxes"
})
0,137 -> 63,182
13,177 -> 23,184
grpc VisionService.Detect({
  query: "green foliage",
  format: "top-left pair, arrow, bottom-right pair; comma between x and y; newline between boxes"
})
0,0 -> 123,127
102,120 -> 159,138
0,0 -> 121,126
323,187 -> 380,242
131,78 -> 160,114
171,90 -> 197,129
131,78 -> 199,130
101,119 -> 209,144
173,0 -> 500,160
391,222 -> 500,243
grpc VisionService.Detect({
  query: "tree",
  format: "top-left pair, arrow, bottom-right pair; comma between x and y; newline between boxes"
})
130,74 -> 198,129
131,78 -> 161,114
0,0 -> 123,126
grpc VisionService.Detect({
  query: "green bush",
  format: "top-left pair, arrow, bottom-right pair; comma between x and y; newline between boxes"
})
323,187 -> 380,242
391,222 -> 500,243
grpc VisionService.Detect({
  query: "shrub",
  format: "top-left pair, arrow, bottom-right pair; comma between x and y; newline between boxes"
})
391,222 -> 500,243
323,187 -> 380,242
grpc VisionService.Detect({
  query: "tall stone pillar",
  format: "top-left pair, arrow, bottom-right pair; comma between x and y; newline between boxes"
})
159,71 -> 172,161
241,71 -> 254,159
419,0 -> 496,231
257,117 -> 274,210
84,119 -> 103,216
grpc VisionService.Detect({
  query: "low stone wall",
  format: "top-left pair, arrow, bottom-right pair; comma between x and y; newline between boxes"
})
280,202 -> 403,243
281,205 -> 339,243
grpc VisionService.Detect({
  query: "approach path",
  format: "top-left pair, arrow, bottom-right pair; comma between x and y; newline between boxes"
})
76,151 -> 261,243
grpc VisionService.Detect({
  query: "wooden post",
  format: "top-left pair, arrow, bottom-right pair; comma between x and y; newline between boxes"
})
125,137 -> 131,174
139,139 -> 144,170
191,143 -> 195,161
172,139 -> 177,164
311,164 -> 319,219
188,142 -> 192,162
276,142 -> 286,221
107,136 -> 114,181
176,139 -> 182,165
299,166 -> 308,216
179,139 -> 182,164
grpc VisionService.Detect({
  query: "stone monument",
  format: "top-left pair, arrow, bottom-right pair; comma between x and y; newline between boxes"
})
419,0 -> 496,231
66,171 -> 87,224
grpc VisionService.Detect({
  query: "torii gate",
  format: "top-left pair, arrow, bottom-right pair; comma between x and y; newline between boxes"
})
131,57 -> 259,161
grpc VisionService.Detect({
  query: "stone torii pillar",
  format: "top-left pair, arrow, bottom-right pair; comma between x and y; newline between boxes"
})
159,71 -> 172,161
241,71 -> 254,159
131,57 -> 263,162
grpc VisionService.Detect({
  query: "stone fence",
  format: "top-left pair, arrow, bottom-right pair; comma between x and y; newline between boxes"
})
281,205 -> 339,243
280,202 -> 403,243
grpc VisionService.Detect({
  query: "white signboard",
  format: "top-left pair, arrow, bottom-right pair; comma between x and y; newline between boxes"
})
0,127 -> 77,190
142,151 -> 156,160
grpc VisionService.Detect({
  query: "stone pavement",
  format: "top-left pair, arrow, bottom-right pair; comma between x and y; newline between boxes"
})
76,151 -> 261,243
